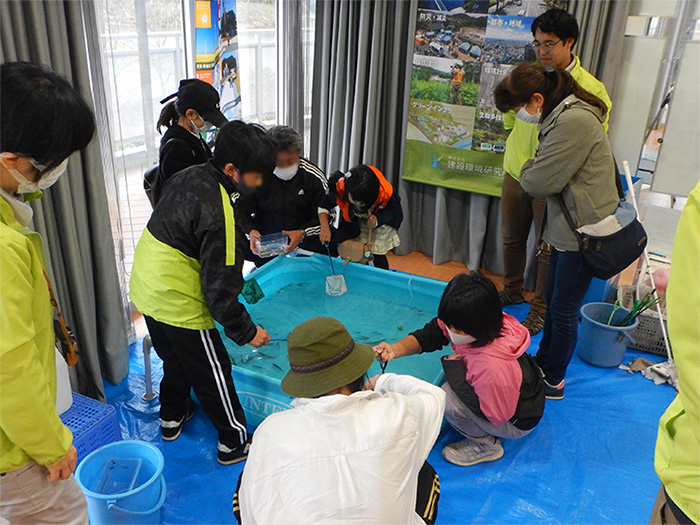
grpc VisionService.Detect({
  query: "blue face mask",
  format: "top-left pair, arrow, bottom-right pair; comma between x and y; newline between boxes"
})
515,107 -> 541,124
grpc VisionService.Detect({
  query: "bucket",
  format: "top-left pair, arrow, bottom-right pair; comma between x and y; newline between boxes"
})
75,440 -> 166,524
577,302 -> 639,368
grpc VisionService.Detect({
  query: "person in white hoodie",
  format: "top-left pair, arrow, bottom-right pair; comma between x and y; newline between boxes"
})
237,317 -> 446,525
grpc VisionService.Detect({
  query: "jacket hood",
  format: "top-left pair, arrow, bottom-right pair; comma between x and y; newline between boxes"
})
539,94 -> 605,136
440,313 -> 530,360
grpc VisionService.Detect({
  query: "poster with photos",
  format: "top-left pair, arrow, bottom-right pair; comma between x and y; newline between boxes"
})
195,0 -> 242,121
402,0 -> 567,197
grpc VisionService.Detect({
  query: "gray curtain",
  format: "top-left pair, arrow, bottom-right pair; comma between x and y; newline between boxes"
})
310,0 -> 630,282
0,0 -> 129,400
571,0 -> 631,100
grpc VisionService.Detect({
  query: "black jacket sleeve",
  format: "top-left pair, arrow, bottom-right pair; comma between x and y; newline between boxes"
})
235,194 -> 259,235
410,318 -> 449,353
375,192 -> 403,229
195,193 -> 257,345
160,138 -> 198,182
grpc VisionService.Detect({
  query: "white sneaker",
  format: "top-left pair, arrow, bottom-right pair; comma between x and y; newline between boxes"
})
442,437 -> 504,467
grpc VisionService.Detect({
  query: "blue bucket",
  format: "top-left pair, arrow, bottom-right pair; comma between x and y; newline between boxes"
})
577,302 -> 639,368
75,440 -> 166,524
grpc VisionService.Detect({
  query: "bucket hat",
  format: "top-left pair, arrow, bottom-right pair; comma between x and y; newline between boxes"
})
281,317 -> 375,398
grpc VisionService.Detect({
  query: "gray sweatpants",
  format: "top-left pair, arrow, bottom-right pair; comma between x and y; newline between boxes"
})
442,383 -> 532,446
0,463 -> 88,524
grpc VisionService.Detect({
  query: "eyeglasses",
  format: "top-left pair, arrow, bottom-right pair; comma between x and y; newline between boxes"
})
531,39 -> 561,51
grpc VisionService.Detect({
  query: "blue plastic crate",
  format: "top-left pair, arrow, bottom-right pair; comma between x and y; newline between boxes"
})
60,393 -> 122,464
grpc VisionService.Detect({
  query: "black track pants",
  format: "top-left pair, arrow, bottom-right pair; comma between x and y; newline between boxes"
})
144,316 -> 247,448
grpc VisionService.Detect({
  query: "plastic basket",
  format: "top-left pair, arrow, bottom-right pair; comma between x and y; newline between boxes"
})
60,393 -> 122,464
628,310 -> 671,356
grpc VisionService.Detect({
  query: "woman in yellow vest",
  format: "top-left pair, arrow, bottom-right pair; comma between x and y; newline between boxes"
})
0,62 -> 95,523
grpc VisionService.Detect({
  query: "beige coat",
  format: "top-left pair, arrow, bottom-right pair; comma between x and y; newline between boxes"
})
520,94 -> 619,251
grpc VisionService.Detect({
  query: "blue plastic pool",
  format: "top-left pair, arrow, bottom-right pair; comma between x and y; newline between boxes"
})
217,253 -> 452,425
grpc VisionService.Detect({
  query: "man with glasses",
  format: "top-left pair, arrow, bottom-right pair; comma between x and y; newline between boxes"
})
498,8 -> 612,336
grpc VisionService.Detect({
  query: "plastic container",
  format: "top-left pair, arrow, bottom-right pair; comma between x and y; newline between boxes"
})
75,440 -> 166,525
576,302 -> 639,368
254,233 -> 288,258
60,394 -> 122,464
55,348 -> 73,415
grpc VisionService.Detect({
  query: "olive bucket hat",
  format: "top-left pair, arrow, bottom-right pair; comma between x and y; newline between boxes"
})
281,317 -> 375,398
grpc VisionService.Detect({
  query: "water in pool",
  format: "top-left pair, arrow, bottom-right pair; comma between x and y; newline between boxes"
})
220,263 -> 452,384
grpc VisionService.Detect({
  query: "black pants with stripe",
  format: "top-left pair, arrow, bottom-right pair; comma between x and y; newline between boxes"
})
144,316 -> 247,448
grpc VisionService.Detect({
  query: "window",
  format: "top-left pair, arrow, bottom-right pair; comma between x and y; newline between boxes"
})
98,0 -> 186,277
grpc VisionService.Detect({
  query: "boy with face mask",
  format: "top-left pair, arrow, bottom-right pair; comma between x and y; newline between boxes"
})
237,125 -> 328,267
130,121 -> 277,465
0,61 -> 95,523
498,8 -> 612,337
374,272 -> 545,467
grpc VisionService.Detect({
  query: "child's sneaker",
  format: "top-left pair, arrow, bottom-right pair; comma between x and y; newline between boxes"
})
442,436 -> 504,467
217,437 -> 252,466
544,378 -> 565,400
161,399 -> 196,441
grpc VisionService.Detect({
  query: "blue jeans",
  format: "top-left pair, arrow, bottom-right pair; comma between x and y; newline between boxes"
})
535,249 -> 593,384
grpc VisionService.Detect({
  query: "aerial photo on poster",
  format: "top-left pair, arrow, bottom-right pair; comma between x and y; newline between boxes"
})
482,15 -> 537,64
488,0 -> 567,17
407,98 -> 476,149
414,9 -> 487,62
410,55 -> 481,107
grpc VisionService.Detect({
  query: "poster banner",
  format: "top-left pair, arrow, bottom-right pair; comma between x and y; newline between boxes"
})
402,0 -> 566,197
195,0 -> 242,120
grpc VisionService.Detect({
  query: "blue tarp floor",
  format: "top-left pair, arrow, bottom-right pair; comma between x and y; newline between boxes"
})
105,301 -> 675,524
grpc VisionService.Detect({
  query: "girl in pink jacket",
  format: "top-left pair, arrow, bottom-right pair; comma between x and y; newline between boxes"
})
374,272 -> 545,466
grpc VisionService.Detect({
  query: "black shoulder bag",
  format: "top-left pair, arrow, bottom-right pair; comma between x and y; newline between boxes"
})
555,163 -> 647,280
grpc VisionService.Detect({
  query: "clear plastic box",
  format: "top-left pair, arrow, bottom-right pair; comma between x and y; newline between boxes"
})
255,232 -> 288,258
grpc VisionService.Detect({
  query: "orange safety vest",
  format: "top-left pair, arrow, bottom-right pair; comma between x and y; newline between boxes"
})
452,69 -> 465,84
336,165 -> 393,222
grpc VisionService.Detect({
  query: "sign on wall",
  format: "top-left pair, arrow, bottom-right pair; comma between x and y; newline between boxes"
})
401,0 -> 566,197
195,0 -> 242,120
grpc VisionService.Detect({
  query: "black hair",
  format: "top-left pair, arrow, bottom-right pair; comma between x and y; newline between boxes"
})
346,373 -> 367,394
494,63 -> 607,122
531,8 -> 579,49
156,101 -> 183,133
328,165 -> 380,213
437,272 -> 503,348
1,62 -> 95,171
213,120 -> 277,174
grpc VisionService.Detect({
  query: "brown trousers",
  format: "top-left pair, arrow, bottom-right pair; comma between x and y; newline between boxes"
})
501,172 -> 550,315
0,463 -> 88,524
649,486 -> 691,525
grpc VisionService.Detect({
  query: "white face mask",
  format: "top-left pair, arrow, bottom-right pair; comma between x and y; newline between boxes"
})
515,106 -> 541,124
447,327 -> 476,346
274,163 -> 299,181
1,155 -> 68,194
190,112 -> 213,134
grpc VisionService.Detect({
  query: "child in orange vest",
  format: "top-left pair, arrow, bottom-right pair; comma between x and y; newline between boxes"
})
318,165 -> 403,270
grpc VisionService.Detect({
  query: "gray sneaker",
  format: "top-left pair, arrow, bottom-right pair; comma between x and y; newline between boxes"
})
442,437 -> 504,467
499,289 -> 525,306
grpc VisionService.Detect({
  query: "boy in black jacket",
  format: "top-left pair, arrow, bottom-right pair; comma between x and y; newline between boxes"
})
130,121 -> 276,465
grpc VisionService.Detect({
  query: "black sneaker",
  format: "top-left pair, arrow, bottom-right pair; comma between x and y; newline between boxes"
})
161,399 -> 196,441
499,288 -> 525,306
543,378 -> 565,400
217,436 -> 252,466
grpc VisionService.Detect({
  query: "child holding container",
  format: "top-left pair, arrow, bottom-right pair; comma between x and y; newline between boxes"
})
374,272 -> 545,466
318,164 -> 403,270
